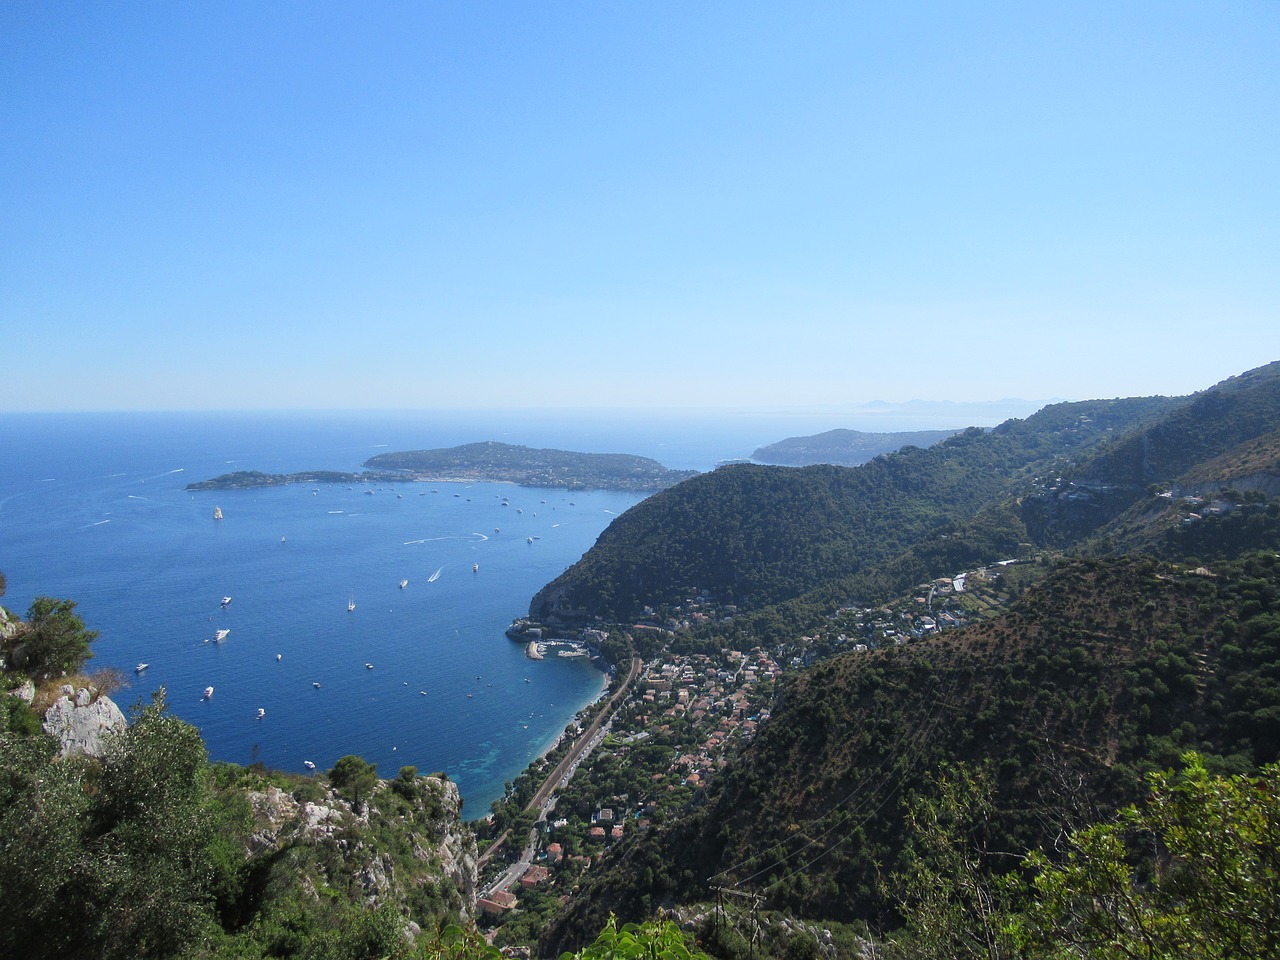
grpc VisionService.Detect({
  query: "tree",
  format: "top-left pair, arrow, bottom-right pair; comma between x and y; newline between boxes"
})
1020,754 -> 1280,959
560,917 -> 710,960
0,690 -> 238,960
329,754 -> 379,811
890,762 -> 1021,960
16,595 -> 98,680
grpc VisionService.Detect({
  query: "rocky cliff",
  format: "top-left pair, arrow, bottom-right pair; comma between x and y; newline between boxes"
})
242,770 -> 479,925
40,683 -> 127,757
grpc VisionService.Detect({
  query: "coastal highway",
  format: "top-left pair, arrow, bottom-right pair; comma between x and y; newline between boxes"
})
478,655 -> 644,891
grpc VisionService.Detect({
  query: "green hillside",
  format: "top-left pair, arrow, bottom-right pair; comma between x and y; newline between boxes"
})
531,395 -> 1180,626
751,428 -> 959,466
543,549 -> 1280,950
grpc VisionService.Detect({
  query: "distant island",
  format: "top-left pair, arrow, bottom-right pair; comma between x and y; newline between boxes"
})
752,427 -> 960,466
186,441 -> 698,493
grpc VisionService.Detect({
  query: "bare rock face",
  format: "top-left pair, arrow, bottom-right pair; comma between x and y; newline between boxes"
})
0,606 -> 17,642
6,678 -> 35,704
42,687 -> 126,758
245,774 -> 479,923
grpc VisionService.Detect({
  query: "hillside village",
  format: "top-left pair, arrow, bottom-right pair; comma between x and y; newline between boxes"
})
475,480 -> 1268,941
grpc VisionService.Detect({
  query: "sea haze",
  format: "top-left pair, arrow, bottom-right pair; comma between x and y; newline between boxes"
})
0,406 -> 1030,815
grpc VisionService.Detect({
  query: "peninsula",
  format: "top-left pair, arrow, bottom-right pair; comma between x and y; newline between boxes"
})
186,441 -> 698,493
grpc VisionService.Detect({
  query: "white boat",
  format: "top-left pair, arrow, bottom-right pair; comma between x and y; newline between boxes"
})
134,663 -> 148,673
473,563 -> 479,573
214,629 -> 230,643
276,653 -> 282,661
221,596 -> 231,607
214,506 -> 223,520
313,681 -> 321,689
365,662 -> 374,669
399,579 -> 409,589
303,760 -> 316,769
256,708 -> 265,719
347,593 -> 356,612
203,686 -> 214,699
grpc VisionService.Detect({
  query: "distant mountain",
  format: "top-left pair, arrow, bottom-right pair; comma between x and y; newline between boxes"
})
751,427 -> 960,466
187,441 -> 698,494
530,394 -> 1181,626
531,363 -> 1280,631
533,360 -> 1280,951
364,441 -> 696,492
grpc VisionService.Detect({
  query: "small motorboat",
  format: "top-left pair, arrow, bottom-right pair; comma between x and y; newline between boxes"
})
134,663 -> 148,673
256,708 -> 265,719
303,760 -> 316,769
203,686 -> 214,699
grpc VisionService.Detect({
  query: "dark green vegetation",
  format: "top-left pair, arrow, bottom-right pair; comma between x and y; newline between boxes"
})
2,583 -> 477,959
547,551 -> 1280,944
751,427 -> 959,466
187,441 -> 697,493
0,690 -> 475,959
185,469 -> 388,490
9,361 -> 1280,959
366,441 -> 698,491
531,393 -> 1183,626
3,595 -> 99,681
518,361 -> 1280,958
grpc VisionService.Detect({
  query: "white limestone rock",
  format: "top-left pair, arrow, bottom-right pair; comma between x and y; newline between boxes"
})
42,688 -> 126,758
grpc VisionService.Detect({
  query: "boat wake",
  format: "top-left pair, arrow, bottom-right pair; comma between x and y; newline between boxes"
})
90,519 -> 111,526
428,567 -> 443,583
402,532 -> 488,545
141,467 -> 185,482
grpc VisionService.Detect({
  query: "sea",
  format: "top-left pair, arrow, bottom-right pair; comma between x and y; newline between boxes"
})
0,405 -> 1030,816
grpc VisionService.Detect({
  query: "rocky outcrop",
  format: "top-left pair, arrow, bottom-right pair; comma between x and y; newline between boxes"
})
41,685 -> 126,757
0,606 -> 18,642
433,777 -> 479,907
244,773 -> 478,923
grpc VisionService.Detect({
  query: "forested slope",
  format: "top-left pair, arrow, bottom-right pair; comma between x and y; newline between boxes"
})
544,550 -> 1280,950
532,396 -> 1180,625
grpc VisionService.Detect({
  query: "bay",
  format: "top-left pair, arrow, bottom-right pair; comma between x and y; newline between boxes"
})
0,405 -> 997,815
0,410 -> 781,816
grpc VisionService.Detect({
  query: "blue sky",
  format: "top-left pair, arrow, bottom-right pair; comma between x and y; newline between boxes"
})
2,1 -> 1277,413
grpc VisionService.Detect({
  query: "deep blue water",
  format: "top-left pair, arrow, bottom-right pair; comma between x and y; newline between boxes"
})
0,406 -> 1015,814
0,410 -> 807,816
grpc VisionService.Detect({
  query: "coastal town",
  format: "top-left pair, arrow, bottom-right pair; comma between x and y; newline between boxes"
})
471,480 -> 1263,941
474,558 -> 1044,941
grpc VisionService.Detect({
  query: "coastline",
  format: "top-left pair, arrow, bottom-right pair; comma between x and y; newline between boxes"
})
531,668 -> 611,764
